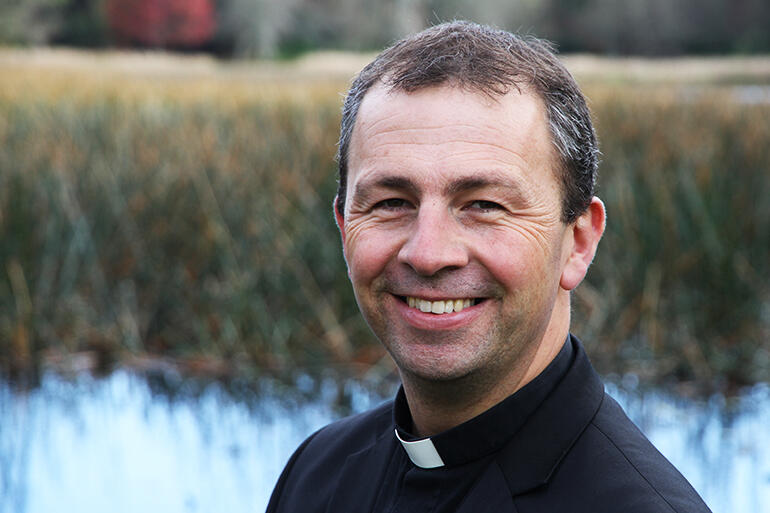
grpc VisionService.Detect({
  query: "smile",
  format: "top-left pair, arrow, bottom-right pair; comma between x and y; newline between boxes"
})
403,296 -> 479,315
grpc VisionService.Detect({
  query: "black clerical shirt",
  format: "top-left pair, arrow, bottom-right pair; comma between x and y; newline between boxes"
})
379,337 -> 573,512
266,335 -> 712,513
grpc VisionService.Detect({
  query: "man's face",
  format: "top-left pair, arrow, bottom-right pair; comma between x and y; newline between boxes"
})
337,85 -> 575,386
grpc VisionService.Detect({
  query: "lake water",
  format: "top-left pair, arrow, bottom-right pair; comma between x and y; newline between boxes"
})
1,369 -> 768,513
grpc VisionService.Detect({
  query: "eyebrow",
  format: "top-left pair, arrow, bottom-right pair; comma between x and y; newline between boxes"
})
444,175 -> 522,196
445,173 -> 530,207
352,175 -> 419,205
352,171 -> 528,204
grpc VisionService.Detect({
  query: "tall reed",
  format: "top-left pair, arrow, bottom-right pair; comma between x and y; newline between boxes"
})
0,92 -> 372,377
575,87 -> 770,386
1,59 -> 768,387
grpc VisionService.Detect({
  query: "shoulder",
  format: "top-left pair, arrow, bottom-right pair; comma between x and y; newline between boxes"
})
542,393 -> 711,513
310,398 -> 394,450
587,394 -> 710,511
505,336 -> 711,512
280,398 -> 393,476
266,399 -> 394,513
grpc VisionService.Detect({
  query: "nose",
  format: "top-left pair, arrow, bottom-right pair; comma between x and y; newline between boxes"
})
397,204 -> 469,276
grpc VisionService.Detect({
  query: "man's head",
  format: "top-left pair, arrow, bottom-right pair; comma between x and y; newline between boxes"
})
336,20 -> 599,225
334,22 -> 605,421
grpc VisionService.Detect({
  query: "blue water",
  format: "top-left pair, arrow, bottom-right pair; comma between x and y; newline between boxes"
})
1,370 -> 768,513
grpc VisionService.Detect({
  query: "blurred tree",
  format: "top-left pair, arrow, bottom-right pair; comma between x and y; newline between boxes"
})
0,0 -> 67,45
216,0 -> 302,57
425,0 -> 539,35
105,0 -> 216,49
537,0 -> 770,55
53,0 -> 108,47
274,0 -> 433,58
2,0 -> 770,62
272,0 -> 400,57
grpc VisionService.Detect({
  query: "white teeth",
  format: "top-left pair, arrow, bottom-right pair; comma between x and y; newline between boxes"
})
405,296 -> 475,315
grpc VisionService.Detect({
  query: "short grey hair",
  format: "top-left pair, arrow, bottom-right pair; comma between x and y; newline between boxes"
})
335,20 -> 599,223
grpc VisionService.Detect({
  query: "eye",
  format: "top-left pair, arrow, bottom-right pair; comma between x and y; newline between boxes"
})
374,198 -> 410,210
468,200 -> 503,212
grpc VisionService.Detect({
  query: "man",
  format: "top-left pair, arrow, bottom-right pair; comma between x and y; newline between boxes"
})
267,21 -> 711,513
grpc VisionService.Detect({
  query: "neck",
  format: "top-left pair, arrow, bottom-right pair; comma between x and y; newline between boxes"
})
402,297 -> 570,437
401,368 -> 526,437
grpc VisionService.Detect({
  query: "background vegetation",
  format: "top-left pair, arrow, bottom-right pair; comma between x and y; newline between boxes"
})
1,0 -> 770,58
0,50 -> 768,391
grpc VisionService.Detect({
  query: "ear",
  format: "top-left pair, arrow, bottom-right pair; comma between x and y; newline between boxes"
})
333,195 -> 346,247
560,197 -> 606,291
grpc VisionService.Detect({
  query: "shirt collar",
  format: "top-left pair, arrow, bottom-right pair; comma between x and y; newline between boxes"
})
393,336 -> 574,469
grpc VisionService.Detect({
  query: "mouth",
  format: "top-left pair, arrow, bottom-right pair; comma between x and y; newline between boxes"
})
398,296 -> 484,315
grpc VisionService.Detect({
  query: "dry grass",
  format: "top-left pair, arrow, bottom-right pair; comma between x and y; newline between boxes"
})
0,48 -> 359,111
4,47 -> 770,83
565,54 -> 770,85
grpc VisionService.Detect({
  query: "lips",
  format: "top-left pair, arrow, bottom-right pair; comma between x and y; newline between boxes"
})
404,296 -> 477,314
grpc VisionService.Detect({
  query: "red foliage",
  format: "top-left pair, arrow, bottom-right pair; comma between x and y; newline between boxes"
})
106,0 -> 216,48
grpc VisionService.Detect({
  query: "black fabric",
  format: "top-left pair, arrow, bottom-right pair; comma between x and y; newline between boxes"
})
393,336 -> 573,469
266,335 -> 712,513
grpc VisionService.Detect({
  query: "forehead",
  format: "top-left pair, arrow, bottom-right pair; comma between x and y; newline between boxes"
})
347,84 -> 557,189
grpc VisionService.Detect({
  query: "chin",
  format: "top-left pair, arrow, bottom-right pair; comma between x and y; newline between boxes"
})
389,346 -> 482,384
404,365 -> 471,383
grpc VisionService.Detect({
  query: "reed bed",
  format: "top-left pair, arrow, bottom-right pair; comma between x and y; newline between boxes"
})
580,87 -> 770,387
1,50 -> 768,388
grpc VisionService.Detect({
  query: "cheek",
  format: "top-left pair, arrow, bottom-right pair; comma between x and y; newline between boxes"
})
474,231 -> 556,289
479,251 -> 528,290
346,231 -> 400,284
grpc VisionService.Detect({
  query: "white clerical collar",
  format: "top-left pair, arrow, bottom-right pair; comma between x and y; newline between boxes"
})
394,429 -> 445,469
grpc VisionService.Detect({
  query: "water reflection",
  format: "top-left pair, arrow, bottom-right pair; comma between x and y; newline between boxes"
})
1,370 -> 768,512
606,380 -> 770,513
